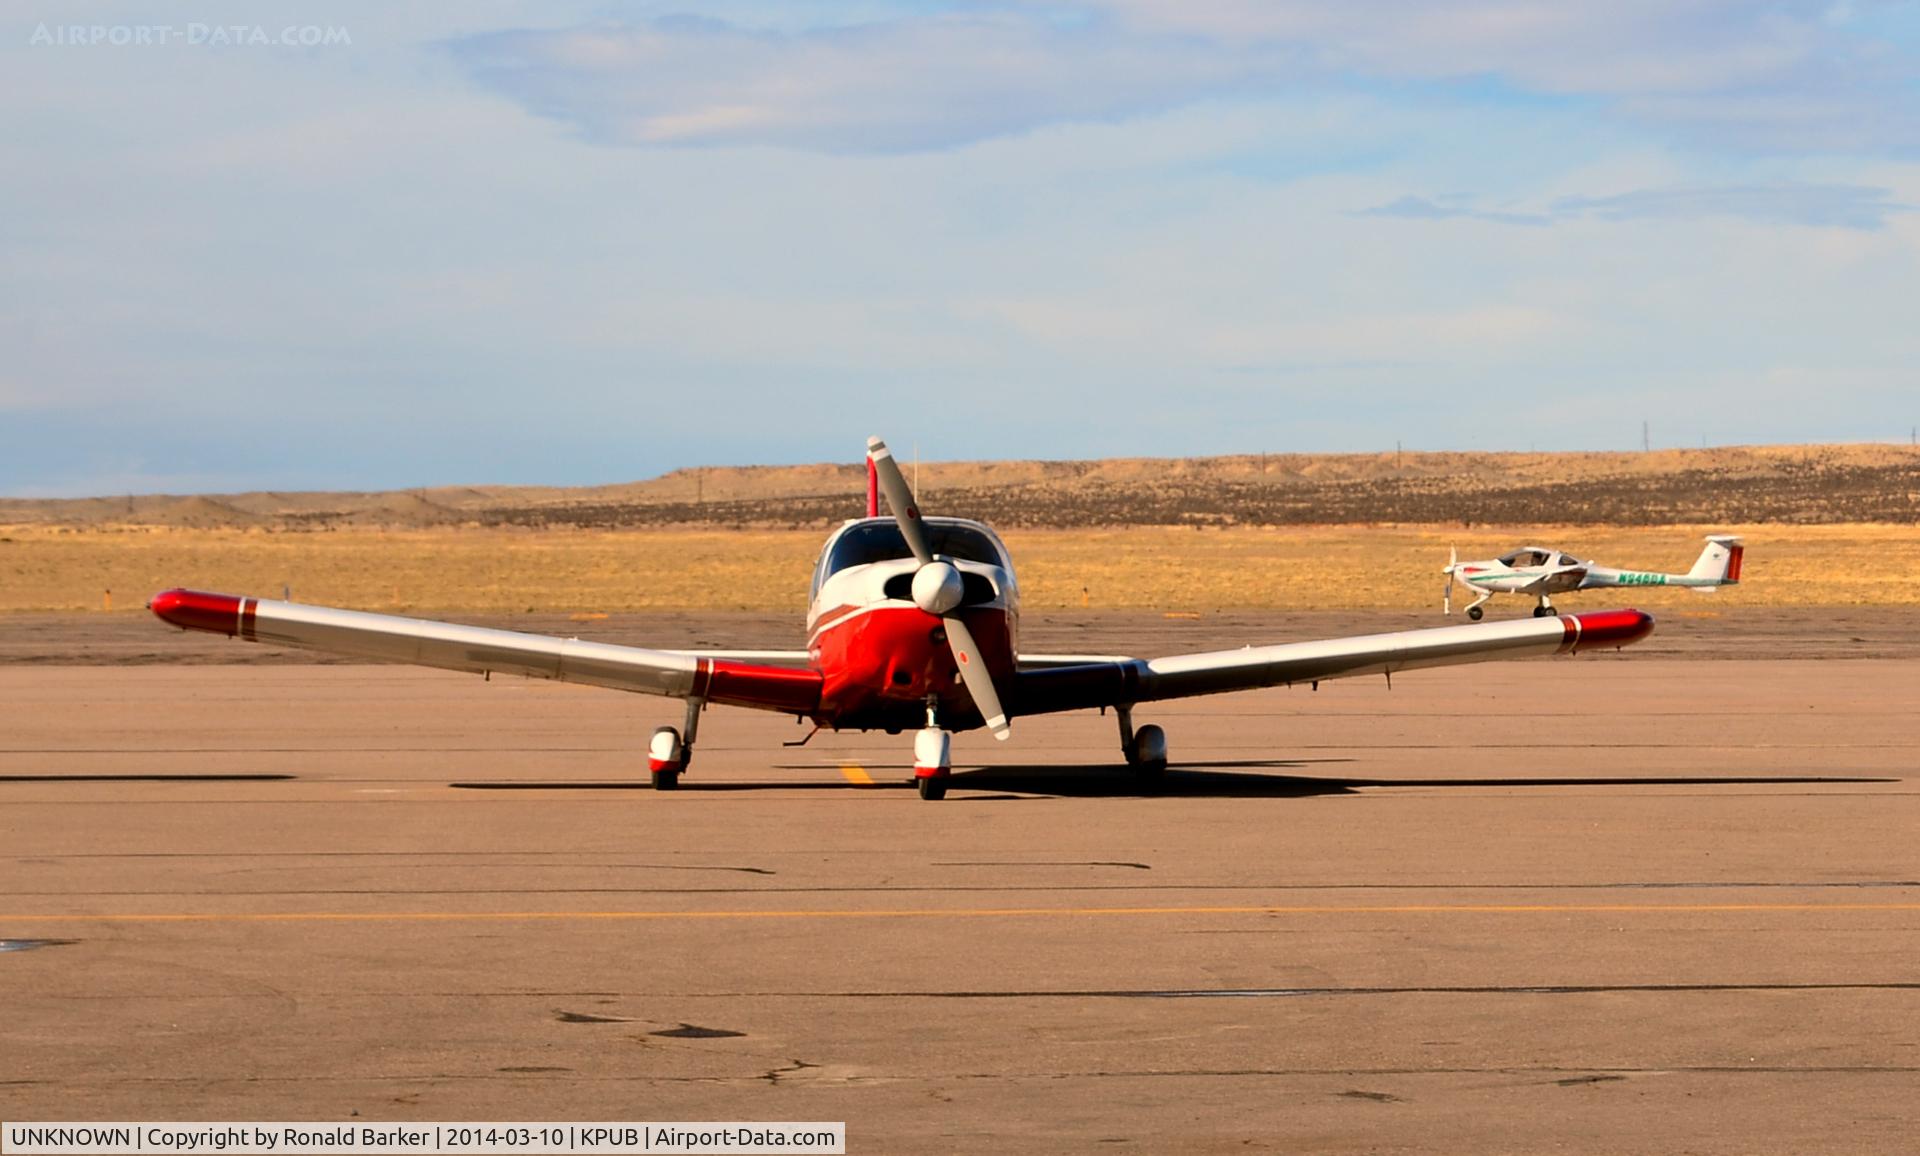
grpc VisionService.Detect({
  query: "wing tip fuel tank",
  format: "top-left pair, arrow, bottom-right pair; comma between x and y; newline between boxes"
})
1561,608 -> 1655,652
149,588 -> 245,635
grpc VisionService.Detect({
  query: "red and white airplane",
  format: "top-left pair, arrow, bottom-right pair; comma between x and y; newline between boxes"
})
150,437 -> 1656,800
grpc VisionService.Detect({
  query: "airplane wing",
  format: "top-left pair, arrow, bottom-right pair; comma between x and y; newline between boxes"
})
1010,610 -> 1653,718
1518,565 -> 1586,593
1017,653 -> 1136,670
148,589 -> 822,714
666,649 -> 813,667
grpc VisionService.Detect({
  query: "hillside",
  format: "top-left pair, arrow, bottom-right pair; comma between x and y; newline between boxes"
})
4,444 -> 1919,529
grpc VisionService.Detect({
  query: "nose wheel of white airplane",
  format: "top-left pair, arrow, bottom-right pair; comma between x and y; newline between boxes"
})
1466,605 -> 1484,621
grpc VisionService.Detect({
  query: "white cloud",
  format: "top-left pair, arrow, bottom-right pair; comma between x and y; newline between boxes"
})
447,13 -> 1285,153
1361,182 -> 1913,229
445,3 -> 1920,155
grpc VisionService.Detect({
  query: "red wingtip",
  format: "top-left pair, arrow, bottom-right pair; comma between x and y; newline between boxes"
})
149,588 -> 243,635
1564,608 -> 1655,652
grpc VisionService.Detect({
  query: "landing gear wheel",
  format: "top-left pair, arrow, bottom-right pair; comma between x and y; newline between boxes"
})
1533,605 -> 1553,618
648,725 -> 686,790
913,727 -> 952,802
1128,723 -> 1168,775
1466,605 -> 1484,621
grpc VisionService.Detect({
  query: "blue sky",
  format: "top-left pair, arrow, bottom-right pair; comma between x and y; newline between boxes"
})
6,1 -> 1919,495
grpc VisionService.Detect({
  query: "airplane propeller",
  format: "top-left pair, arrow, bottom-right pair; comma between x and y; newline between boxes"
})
1442,545 -> 1457,615
867,436 -> 1011,740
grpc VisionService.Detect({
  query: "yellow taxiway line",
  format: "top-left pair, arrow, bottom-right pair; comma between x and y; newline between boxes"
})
838,762 -> 876,786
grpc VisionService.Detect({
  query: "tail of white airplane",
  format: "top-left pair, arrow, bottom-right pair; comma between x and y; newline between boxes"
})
1680,534 -> 1744,589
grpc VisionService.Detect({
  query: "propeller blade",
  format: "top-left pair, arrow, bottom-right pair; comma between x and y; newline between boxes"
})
944,615 -> 1010,740
867,436 -> 932,566
1443,546 -> 1456,614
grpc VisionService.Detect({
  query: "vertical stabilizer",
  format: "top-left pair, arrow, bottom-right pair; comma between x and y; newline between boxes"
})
1685,535 -> 1744,585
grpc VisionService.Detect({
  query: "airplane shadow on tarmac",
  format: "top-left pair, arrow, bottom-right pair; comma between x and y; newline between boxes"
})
911,766 -> 1892,800
449,762 -> 1893,800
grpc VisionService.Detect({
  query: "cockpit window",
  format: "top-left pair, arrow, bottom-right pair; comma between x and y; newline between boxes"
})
1498,549 -> 1549,568
824,521 -> 1005,577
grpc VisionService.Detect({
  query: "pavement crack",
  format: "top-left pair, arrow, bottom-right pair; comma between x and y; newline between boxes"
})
763,1059 -> 819,1085
932,861 -> 1152,870
1555,1074 -> 1628,1086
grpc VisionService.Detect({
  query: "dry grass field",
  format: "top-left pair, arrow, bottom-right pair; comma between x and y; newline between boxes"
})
4,523 -> 1916,614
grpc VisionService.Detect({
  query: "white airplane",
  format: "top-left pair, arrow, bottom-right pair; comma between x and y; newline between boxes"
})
1443,535 -> 1744,620
151,437 -> 1656,800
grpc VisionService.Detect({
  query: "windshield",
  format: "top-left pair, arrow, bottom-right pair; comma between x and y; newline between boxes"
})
824,521 -> 1006,575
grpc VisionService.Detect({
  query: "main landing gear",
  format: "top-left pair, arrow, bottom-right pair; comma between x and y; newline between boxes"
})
649,698 -> 705,790
1532,595 -> 1555,618
1116,705 -> 1167,774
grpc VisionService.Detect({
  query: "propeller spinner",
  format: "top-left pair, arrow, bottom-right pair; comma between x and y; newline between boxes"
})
867,436 -> 1011,740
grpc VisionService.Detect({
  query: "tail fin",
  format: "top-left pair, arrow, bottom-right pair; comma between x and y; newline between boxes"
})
1686,535 -> 1743,584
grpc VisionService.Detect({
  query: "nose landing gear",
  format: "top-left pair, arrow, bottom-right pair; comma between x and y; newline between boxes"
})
914,728 -> 951,800
914,696 -> 952,801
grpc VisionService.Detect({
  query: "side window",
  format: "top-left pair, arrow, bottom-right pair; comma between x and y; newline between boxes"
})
810,547 -> 831,600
